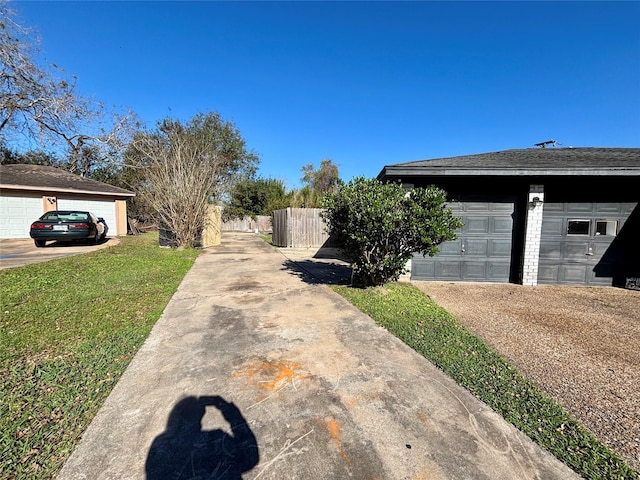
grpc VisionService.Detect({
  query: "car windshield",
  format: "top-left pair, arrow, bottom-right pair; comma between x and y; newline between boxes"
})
41,212 -> 89,222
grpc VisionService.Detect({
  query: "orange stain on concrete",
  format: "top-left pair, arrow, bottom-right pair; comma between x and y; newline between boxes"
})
232,359 -> 308,392
321,417 -> 351,464
410,464 -> 447,480
416,411 -> 431,426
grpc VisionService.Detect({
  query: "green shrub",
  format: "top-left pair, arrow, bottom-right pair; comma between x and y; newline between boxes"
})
322,177 -> 462,286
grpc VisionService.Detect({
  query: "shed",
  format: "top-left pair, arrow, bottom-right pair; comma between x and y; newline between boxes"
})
0,164 -> 135,239
377,148 -> 640,287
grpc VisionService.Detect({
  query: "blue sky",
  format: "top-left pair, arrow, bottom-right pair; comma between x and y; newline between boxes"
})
11,1 -> 640,189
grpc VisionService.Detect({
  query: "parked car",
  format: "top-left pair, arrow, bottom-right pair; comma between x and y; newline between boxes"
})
29,210 -> 107,247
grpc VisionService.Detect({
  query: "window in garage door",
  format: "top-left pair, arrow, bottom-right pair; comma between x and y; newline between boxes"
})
595,220 -> 618,236
567,219 -> 590,235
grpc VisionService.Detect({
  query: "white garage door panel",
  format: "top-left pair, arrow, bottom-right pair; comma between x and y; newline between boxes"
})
0,194 -> 43,239
57,199 -> 116,236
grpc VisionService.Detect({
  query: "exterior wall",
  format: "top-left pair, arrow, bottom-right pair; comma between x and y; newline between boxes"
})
43,196 -> 58,212
521,185 -> 545,286
115,200 -> 128,236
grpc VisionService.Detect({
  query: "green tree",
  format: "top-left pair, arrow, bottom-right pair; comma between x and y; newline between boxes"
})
295,159 -> 340,207
128,112 -> 259,247
223,177 -> 291,220
322,177 -> 463,287
289,186 -> 320,208
0,145 -> 61,166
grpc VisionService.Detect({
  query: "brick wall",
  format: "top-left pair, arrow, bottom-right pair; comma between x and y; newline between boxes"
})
522,185 -> 545,286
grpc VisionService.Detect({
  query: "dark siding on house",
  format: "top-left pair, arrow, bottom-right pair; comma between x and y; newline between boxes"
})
380,148 -> 640,286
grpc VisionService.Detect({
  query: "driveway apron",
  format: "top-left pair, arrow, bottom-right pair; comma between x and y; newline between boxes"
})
57,233 -> 579,480
0,238 -> 117,270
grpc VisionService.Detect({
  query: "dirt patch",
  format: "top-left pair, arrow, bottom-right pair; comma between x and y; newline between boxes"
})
412,281 -> 640,471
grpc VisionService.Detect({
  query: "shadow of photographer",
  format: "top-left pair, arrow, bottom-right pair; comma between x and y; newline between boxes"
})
146,395 -> 259,480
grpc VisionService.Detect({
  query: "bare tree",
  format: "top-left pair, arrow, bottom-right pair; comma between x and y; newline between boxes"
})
0,3 -> 82,142
1,3 -> 55,134
129,113 -> 258,247
0,2 -> 138,176
41,107 -> 141,176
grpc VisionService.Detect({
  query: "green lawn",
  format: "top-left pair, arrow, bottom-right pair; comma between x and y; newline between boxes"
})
332,282 -> 639,480
0,233 -> 197,479
3,235 -> 638,479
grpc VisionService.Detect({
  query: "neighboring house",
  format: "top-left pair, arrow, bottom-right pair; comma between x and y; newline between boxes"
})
377,147 -> 640,287
0,164 -> 135,239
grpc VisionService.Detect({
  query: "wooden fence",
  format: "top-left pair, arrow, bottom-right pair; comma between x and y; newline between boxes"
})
272,208 -> 332,248
221,216 -> 272,232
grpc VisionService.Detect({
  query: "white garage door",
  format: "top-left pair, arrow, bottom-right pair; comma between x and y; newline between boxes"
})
0,193 -> 44,239
57,198 -> 116,236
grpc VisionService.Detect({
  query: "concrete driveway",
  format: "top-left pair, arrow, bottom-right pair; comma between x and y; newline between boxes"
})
57,232 -> 579,480
0,237 -> 117,270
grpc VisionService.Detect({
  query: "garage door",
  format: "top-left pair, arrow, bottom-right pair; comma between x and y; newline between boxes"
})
57,198 -> 116,236
0,193 -> 43,239
411,200 -> 515,282
538,202 -> 636,285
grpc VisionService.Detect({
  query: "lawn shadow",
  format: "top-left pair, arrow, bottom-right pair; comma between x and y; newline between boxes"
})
146,395 -> 259,480
46,237 -> 113,247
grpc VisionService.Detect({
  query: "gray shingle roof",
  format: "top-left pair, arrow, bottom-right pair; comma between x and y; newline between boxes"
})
379,148 -> 640,178
0,164 -> 135,196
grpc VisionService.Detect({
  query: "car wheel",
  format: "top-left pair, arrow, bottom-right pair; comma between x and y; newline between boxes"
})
34,239 -> 46,248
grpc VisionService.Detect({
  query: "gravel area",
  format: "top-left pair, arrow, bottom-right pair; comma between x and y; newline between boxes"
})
412,281 -> 640,472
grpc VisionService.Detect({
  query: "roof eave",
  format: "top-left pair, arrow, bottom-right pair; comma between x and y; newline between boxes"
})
379,166 -> 640,179
0,183 -> 136,197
